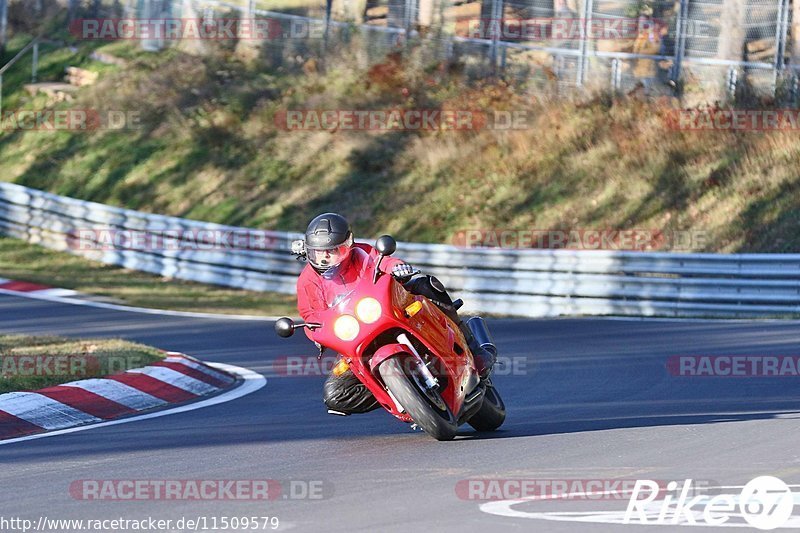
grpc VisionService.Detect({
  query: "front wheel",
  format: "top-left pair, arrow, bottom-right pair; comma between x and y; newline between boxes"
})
378,356 -> 458,441
467,381 -> 506,432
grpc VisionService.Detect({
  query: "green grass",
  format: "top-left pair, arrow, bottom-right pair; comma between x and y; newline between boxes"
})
0,237 -> 299,316
0,334 -> 164,393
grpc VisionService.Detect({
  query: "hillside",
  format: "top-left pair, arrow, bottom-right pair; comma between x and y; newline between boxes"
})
1,34 -> 799,252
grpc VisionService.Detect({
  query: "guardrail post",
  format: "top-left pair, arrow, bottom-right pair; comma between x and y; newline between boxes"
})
610,58 -> 621,92
489,0 -> 503,71
403,0 -> 417,44
324,0 -> 332,50
31,42 -> 38,83
772,0 -> 790,98
140,0 -> 164,51
671,0 -> 688,89
577,0 -> 594,87
727,66 -> 738,98
775,0 -> 789,72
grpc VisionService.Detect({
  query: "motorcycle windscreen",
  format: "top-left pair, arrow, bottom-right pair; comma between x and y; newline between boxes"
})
319,246 -> 375,308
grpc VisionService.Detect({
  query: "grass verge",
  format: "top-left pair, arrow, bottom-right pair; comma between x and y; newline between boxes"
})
0,237 -> 299,317
0,334 -> 164,393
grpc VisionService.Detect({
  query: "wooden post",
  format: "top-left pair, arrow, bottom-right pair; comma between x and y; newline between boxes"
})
713,0 -> 747,101
417,0 -> 436,28
332,0 -> 367,23
717,0 -> 747,61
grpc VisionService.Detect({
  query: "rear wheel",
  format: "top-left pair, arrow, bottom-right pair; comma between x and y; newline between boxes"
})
378,356 -> 458,441
468,381 -> 506,432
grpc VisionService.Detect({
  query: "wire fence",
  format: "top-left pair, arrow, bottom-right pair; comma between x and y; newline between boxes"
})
68,0 -> 800,102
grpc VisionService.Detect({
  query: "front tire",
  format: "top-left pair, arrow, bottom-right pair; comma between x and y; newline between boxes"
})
378,356 -> 458,441
467,381 -> 506,432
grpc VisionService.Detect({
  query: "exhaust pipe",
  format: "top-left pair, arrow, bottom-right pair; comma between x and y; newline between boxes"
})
465,317 -> 497,357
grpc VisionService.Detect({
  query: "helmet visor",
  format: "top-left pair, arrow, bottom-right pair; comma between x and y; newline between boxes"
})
307,242 -> 352,271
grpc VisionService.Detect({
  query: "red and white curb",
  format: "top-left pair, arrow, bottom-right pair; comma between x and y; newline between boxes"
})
0,278 -> 78,298
0,352 -> 258,443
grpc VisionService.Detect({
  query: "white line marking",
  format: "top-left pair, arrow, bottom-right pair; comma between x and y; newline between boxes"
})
0,363 -> 265,445
34,288 -> 79,297
479,485 -> 800,528
0,288 -> 284,321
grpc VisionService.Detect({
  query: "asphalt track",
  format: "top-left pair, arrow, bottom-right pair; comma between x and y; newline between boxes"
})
1,292 -> 800,532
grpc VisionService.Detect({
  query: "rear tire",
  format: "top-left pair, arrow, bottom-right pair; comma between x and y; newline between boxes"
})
378,356 -> 458,441
467,381 -> 506,432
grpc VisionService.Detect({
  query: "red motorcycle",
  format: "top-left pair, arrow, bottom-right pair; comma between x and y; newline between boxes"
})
274,235 -> 505,441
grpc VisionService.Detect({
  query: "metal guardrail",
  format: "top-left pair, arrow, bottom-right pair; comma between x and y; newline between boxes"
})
1,182 -> 799,318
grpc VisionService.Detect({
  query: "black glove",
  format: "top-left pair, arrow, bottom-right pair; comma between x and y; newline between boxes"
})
391,263 -> 420,282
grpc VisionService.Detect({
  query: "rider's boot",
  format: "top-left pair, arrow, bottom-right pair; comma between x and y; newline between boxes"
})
459,317 -> 497,379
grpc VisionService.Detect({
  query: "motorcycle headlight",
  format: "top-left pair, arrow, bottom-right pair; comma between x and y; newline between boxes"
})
333,314 -> 360,341
355,297 -> 382,324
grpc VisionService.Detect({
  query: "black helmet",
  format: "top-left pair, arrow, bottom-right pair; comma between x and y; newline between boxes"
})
304,213 -> 354,272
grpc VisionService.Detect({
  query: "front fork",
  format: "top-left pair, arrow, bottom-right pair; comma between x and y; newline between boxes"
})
396,332 -> 438,390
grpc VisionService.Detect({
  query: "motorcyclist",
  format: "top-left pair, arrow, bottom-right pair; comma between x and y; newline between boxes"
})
293,212 -> 496,416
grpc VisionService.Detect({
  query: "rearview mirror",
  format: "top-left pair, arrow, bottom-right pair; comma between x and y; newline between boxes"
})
375,235 -> 396,256
274,317 -> 296,338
